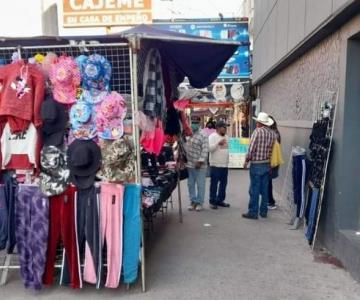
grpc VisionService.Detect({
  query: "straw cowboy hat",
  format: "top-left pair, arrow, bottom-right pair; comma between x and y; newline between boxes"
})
253,112 -> 274,126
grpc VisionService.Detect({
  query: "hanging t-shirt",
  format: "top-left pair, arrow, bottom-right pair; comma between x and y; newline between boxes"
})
1,122 -> 37,169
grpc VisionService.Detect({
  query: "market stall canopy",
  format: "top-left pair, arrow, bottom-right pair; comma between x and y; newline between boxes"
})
119,24 -> 243,88
0,24 -> 243,88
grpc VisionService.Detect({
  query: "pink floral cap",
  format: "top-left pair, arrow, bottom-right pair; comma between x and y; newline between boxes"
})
49,56 -> 81,104
96,92 -> 127,140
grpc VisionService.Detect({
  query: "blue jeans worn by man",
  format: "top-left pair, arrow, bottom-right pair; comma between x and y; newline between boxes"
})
209,167 -> 228,206
187,168 -> 207,205
248,163 -> 271,218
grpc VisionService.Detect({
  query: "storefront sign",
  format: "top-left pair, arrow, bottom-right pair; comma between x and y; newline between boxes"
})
62,0 -> 152,27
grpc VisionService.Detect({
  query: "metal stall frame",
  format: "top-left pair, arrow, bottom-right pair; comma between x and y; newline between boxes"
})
128,36 -> 146,292
0,40 -> 147,292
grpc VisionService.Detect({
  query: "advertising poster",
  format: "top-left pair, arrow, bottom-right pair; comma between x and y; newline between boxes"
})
153,19 -> 250,81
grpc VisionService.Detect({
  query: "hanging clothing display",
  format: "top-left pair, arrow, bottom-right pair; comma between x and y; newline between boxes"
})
0,60 -> 45,132
305,187 -> 320,244
0,27 -> 231,292
15,185 -> 49,290
0,185 -> 7,250
99,183 -> 124,289
308,118 -> 331,188
2,171 -> 17,253
43,186 -> 81,289
143,48 -> 165,119
1,122 -> 37,169
61,185 -> 101,288
292,148 -> 307,218
79,186 -> 101,286
123,183 -> 142,284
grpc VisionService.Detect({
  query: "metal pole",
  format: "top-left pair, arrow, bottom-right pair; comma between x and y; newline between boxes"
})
129,38 -> 146,293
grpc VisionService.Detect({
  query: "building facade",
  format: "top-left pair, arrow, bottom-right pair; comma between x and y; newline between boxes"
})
253,0 -> 360,281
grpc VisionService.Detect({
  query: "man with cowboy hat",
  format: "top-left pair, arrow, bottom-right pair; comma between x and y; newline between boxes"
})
243,112 -> 277,219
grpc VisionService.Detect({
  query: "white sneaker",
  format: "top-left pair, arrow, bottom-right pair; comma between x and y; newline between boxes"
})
188,203 -> 196,211
195,204 -> 203,212
268,204 -> 277,210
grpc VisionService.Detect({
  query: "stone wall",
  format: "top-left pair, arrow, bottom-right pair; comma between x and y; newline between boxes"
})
257,14 -> 360,282
260,31 -> 342,122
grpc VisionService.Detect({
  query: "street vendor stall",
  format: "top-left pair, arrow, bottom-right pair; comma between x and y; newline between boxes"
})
0,25 -> 241,292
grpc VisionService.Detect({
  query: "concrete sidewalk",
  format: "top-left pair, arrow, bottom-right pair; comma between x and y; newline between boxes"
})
2,170 -> 360,299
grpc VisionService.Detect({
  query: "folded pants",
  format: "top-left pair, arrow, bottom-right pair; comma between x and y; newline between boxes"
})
100,183 -> 124,288
15,185 -> 49,290
42,186 -> 81,289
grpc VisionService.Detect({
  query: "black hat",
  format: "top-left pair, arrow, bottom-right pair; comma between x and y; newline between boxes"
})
216,120 -> 229,128
41,95 -> 67,146
67,140 -> 102,189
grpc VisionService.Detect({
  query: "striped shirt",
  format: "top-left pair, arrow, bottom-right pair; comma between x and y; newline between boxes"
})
185,131 -> 209,169
246,126 -> 276,162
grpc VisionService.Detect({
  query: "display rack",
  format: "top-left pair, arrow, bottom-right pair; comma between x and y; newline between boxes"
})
310,90 -> 338,250
0,41 -> 147,292
0,25 -> 241,293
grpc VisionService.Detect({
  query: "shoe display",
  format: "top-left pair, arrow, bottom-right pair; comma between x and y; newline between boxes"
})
242,213 -> 258,220
217,202 -> 230,208
195,204 -> 203,212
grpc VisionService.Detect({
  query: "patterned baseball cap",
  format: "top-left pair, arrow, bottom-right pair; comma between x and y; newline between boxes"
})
75,54 -> 88,69
81,54 -> 111,92
70,101 -> 97,140
96,92 -> 127,140
97,136 -> 135,182
49,56 -> 81,104
81,89 -> 108,105
40,146 -> 70,196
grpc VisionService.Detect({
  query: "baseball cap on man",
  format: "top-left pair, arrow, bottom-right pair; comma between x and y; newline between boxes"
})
216,120 -> 229,128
